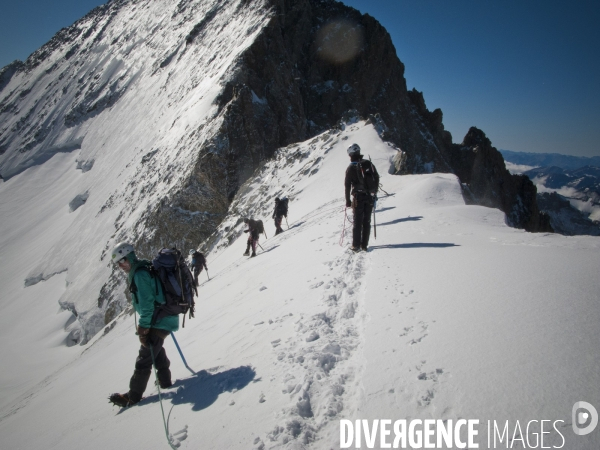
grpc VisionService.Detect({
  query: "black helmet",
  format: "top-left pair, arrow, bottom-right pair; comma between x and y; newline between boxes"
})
347,143 -> 361,156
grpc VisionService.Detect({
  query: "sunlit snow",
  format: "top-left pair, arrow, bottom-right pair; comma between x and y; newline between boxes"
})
0,121 -> 598,449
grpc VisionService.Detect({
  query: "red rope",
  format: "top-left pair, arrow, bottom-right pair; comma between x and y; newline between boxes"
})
339,207 -> 353,246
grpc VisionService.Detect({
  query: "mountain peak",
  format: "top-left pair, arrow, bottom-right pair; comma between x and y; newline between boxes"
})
0,0 -> 551,346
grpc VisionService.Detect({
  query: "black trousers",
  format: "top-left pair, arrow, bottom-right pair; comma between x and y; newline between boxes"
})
274,215 -> 283,234
352,193 -> 374,248
193,266 -> 203,286
128,329 -> 171,401
246,232 -> 259,254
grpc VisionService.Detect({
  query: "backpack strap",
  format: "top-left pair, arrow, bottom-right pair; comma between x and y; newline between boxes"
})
128,266 -> 161,303
354,161 -> 367,193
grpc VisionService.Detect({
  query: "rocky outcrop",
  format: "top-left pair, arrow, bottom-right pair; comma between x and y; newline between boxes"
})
442,127 -> 552,231
188,0 -> 548,234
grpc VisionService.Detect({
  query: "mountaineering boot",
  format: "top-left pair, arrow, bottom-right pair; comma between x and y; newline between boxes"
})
350,246 -> 360,253
155,379 -> 173,389
243,243 -> 250,256
361,246 -> 368,252
108,392 -> 140,408
250,251 -> 256,257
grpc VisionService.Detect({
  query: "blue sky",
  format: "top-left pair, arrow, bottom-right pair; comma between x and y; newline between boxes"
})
1,0 -> 598,157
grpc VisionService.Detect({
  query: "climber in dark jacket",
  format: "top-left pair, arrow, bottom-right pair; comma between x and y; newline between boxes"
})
108,242 -> 178,407
272,197 -> 288,235
189,249 -> 208,286
243,218 -> 261,257
344,143 -> 380,252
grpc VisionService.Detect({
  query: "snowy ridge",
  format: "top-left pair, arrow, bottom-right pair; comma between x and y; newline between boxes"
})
191,121 -> 398,446
1,120 -> 598,449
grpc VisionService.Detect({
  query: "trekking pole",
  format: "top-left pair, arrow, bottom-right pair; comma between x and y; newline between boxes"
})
176,254 -> 187,329
206,269 -> 210,281
171,332 -> 195,374
373,197 -> 377,239
150,345 -> 179,450
285,217 -> 289,230
257,242 -> 265,252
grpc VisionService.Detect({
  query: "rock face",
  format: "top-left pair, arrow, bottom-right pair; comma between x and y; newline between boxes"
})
0,0 -> 552,343
207,0 -> 549,231
443,127 -> 552,231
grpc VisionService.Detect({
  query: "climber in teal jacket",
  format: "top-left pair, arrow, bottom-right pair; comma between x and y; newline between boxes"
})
127,253 -> 179,332
108,242 -> 178,408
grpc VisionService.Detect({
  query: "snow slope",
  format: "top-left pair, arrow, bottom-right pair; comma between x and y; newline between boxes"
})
0,121 -> 598,449
0,0 -> 274,347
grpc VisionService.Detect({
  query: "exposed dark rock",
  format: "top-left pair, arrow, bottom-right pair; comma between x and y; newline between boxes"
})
442,127 -> 552,231
185,6 -> 220,45
97,267 -> 128,329
182,0 -> 547,233
69,191 -> 89,212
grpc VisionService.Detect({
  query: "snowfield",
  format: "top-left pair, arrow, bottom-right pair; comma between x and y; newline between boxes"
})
0,121 -> 598,449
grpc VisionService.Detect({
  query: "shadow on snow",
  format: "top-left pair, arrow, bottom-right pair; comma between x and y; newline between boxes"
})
377,216 -> 423,226
288,221 -> 305,230
375,206 -> 396,213
369,243 -> 459,250
260,244 -> 280,254
140,365 -> 257,411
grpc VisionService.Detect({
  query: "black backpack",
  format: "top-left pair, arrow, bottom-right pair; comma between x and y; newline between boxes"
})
191,251 -> 205,267
356,160 -> 379,195
130,248 -> 197,327
276,198 -> 289,216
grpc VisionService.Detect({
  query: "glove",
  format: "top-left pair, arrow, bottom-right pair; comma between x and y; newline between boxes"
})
346,200 -> 352,208
243,229 -> 249,233
137,326 -> 150,347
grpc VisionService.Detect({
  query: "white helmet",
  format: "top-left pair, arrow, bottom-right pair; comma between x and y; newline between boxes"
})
347,143 -> 361,155
112,242 -> 134,264
189,249 -> 195,255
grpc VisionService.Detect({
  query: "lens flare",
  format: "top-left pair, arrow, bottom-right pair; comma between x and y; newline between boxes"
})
315,19 -> 364,64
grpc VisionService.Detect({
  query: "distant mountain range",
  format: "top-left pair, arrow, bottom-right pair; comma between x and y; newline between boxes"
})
500,149 -> 600,170
501,150 -> 600,235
